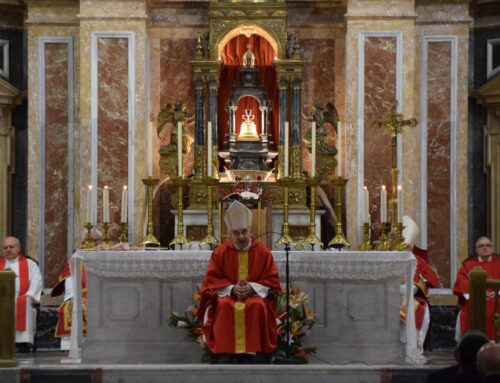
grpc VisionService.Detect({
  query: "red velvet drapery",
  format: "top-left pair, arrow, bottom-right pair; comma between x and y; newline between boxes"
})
218,35 -> 279,149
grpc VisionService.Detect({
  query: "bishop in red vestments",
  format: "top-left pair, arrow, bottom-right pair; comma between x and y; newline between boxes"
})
198,200 -> 281,360
453,236 -> 500,340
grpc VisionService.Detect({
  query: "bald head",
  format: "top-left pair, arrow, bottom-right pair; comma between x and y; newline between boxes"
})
477,342 -> 500,378
2,236 -> 21,260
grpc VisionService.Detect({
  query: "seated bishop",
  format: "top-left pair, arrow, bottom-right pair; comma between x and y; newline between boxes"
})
197,200 -> 281,363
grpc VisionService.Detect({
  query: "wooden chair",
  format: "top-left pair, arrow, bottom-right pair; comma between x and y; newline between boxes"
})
468,267 -> 500,342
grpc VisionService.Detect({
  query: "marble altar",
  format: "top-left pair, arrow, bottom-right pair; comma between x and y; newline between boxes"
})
69,250 -> 421,365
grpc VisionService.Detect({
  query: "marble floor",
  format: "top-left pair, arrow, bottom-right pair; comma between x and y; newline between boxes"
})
0,348 -> 456,383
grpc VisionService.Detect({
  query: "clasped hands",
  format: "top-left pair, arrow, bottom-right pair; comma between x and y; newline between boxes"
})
232,280 -> 255,301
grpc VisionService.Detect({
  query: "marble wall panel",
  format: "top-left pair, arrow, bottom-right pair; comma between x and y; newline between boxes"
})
427,41 -> 452,286
363,37 -> 397,229
97,38 -> 129,240
44,43 -> 69,287
159,38 -> 196,177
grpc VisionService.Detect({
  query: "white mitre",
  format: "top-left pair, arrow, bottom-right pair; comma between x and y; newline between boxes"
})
224,200 -> 252,231
402,215 -> 420,245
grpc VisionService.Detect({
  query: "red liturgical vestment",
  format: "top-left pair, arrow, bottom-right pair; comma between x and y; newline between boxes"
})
198,239 -> 281,354
453,255 -> 500,340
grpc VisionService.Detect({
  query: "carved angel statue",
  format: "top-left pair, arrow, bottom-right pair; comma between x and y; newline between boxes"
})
157,100 -> 194,155
302,100 -> 339,154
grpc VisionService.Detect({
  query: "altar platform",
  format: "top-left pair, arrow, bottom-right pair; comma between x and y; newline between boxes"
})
2,349 -> 455,383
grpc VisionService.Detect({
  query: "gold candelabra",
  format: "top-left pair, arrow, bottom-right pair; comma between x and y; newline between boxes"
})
102,222 -> 110,244
328,176 -> 350,249
82,223 -> 94,249
359,222 -> 373,251
375,222 -> 391,251
303,176 -> 322,250
119,222 -> 128,243
142,177 -> 160,247
200,177 -> 219,249
276,177 -> 294,247
170,176 -> 190,249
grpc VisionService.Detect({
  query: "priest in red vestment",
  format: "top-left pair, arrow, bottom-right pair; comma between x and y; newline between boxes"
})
1,236 -> 43,352
453,236 -> 500,340
198,200 -> 281,363
401,216 -> 440,352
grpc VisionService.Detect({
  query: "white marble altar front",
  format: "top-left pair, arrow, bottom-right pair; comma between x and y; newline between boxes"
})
70,250 -> 421,365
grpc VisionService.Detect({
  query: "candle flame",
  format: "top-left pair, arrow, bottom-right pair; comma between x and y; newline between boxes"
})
397,185 -> 402,191
123,185 -> 127,190
88,185 -> 92,190
381,185 -> 386,190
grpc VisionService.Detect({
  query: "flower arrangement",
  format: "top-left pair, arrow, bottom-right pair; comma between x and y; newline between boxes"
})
169,285 -> 317,363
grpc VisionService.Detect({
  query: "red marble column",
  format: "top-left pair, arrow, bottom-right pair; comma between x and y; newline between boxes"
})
427,41 -> 452,285
44,43 -> 69,287
363,37 -> 397,229
97,38 -> 129,240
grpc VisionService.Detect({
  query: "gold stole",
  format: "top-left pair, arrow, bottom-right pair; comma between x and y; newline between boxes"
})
234,251 -> 248,353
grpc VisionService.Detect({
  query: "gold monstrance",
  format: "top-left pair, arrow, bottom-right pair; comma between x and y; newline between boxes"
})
374,99 -> 417,250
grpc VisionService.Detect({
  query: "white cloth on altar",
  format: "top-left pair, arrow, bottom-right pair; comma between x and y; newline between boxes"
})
4,256 -> 43,344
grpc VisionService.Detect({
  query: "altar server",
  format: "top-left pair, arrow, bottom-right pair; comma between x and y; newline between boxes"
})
198,200 -> 281,363
1,236 -> 43,352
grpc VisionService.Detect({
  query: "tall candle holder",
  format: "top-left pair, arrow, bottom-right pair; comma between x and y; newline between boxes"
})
200,177 -> 219,249
303,176 -> 322,250
391,222 -> 406,251
276,177 -> 294,247
359,222 -> 373,251
142,177 -> 160,247
170,176 -> 190,249
375,222 -> 391,251
328,176 -> 350,249
119,222 -> 128,243
82,223 -> 94,249
102,222 -> 111,244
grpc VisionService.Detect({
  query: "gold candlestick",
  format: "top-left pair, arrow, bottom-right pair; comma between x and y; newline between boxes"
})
391,222 -> 406,251
102,222 -> 110,244
200,177 -> 219,249
328,176 -> 350,249
119,222 -> 128,243
82,223 -> 94,249
142,177 -> 160,247
375,222 -> 391,251
303,177 -> 322,250
170,176 -> 190,249
359,222 -> 373,251
276,177 -> 294,247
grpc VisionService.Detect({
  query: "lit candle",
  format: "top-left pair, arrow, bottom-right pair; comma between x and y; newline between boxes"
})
397,185 -> 403,223
177,122 -> 183,177
284,121 -> 289,177
147,121 -> 153,177
86,185 -> 92,223
120,185 -> 128,223
207,121 -> 212,177
337,121 -> 342,176
364,186 -> 369,223
311,122 -> 316,177
380,185 -> 387,222
103,185 -> 109,223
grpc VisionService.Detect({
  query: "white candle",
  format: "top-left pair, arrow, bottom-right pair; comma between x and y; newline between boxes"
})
397,185 -> 403,223
311,122 -> 316,177
103,185 -> 110,222
364,186 -> 369,223
380,185 -> 387,222
177,122 -> 183,177
284,121 -> 289,177
120,185 -> 128,223
337,121 -> 342,176
207,121 -> 212,177
86,185 -> 92,223
147,121 -> 153,177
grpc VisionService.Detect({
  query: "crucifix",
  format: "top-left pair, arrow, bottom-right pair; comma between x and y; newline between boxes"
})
374,99 -> 417,249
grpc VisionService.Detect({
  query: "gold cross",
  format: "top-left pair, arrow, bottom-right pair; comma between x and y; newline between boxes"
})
374,99 -> 417,137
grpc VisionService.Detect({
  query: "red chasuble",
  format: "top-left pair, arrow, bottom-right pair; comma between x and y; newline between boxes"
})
453,255 -> 500,340
0,255 -> 30,331
198,239 -> 281,354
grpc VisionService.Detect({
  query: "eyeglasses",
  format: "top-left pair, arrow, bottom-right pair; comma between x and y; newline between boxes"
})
476,243 -> 492,249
